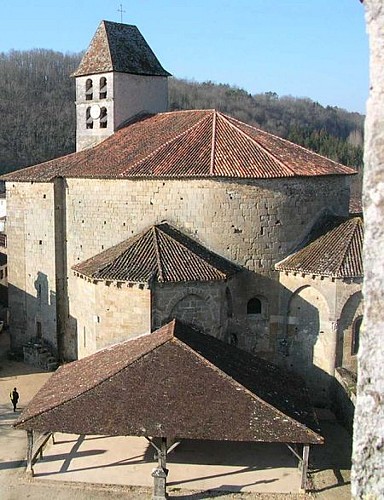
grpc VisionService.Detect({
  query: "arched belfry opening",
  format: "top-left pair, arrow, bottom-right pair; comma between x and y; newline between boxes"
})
99,77 -> 107,99
100,107 -> 107,128
86,107 -> 93,129
85,78 -> 93,100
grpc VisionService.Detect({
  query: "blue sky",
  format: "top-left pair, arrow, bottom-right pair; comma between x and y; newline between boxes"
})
1,1 -> 369,113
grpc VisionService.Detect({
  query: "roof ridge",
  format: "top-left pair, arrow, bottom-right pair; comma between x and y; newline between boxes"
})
157,224 -> 228,280
73,225 -> 152,278
226,114 -> 355,173
174,328 -> 322,441
153,225 -> 164,282
217,113 -> 296,176
210,110 -> 217,175
18,329 -> 174,426
102,20 -> 114,71
118,111 -> 213,177
335,217 -> 363,277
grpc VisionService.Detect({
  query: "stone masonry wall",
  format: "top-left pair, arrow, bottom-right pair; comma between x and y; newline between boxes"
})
277,272 -> 362,405
152,281 -> 228,340
76,72 -> 168,152
71,275 -> 151,359
6,174 -> 350,360
62,175 -> 349,360
352,1 -> 384,497
6,182 -> 57,353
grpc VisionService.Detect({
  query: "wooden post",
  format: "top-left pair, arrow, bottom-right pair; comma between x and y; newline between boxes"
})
301,445 -> 310,490
151,437 -> 168,500
26,430 -> 34,477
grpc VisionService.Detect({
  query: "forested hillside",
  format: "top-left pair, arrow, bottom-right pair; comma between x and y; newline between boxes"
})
0,49 -> 364,194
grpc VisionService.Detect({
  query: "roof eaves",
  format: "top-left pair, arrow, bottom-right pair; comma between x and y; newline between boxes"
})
175,334 -> 322,443
16,329 -> 174,428
210,110 -> 217,175
103,21 -> 114,73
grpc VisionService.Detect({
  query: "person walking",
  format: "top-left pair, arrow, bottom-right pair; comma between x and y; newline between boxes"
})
10,387 -> 19,412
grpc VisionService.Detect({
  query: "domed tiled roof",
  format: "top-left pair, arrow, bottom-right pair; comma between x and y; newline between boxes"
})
3,110 -> 356,182
72,222 -> 239,283
276,216 -> 363,278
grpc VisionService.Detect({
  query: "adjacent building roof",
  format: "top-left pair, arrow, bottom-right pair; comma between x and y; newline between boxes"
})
15,320 -> 323,444
3,110 -> 356,182
72,222 -> 239,283
72,21 -> 170,78
276,216 -> 363,278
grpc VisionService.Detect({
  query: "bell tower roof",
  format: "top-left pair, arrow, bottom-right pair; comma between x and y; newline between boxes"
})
72,20 -> 171,78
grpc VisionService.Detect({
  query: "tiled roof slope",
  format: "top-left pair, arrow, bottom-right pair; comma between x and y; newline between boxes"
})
2,110 -> 356,182
72,223 -> 239,283
72,21 -> 170,77
15,320 -> 323,444
276,216 -> 363,278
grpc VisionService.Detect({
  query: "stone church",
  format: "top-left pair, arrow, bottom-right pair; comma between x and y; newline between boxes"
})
3,21 -> 363,406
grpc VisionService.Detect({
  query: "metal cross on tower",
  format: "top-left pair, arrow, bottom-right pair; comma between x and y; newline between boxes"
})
118,4 -> 126,23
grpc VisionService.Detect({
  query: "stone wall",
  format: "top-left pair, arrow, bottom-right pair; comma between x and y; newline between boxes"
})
277,272 -> 362,405
71,275 -> 151,359
6,182 -> 57,353
62,175 -> 349,359
6,174 -> 350,360
352,1 -> 384,497
152,281 -> 229,340
75,72 -> 168,151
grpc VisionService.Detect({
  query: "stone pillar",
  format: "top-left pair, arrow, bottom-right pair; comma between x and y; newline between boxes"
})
152,466 -> 168,500
152,437 -> 168,500
352,1 -> 384,497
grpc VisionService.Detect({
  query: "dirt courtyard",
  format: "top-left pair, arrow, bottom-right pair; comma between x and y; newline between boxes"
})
0,331 -> 352,499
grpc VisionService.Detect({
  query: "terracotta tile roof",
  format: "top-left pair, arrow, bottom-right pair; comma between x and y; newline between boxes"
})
72,21 -> 170,78
72,223 -> 239,283
2,110 -> 356,182
275,216 -> 363,278
15,320 -> 323,444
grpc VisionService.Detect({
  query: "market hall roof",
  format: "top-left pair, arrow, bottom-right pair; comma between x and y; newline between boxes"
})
2,110 -> 356,182
72,21 -> 170,78
72,223 -> 239,283
15,320 -> 323,445
275,216 -> 363,278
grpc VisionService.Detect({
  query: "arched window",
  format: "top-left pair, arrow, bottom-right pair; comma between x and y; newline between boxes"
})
247,297 -> 262,315
352,316 -> 362,355
86,107 -> 93,129
100,107 -> 107,128
99,77 -> 107,99
226,288 -> 233,318
85,79 -> 93,100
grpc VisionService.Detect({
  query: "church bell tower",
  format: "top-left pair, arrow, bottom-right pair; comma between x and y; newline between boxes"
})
72,21 -> 170,151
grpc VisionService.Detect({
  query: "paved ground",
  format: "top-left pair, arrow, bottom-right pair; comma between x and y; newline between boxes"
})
0,331 -> 352,499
